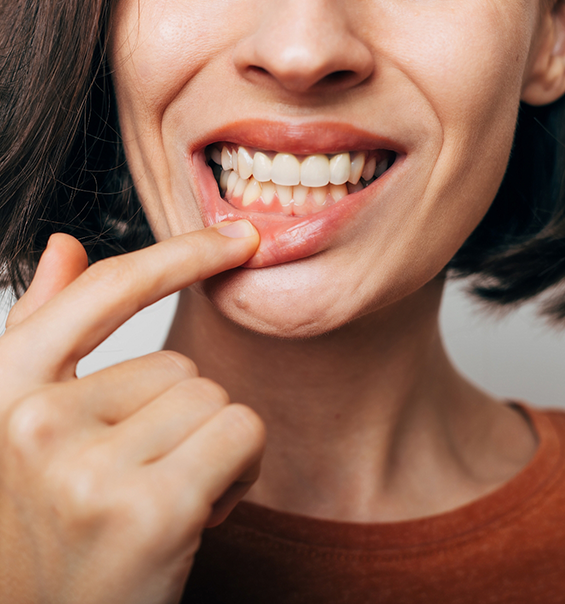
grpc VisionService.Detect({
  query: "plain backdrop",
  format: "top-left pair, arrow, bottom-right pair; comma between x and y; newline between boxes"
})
1,279 -> 564,410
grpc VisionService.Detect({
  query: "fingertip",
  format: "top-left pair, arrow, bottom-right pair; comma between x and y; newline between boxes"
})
213,220 -> 259,240
35,234 -> 88,282
43,233 -> 88,267
8,234 -> 90,326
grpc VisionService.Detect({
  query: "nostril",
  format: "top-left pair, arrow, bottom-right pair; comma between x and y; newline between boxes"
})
323,71 -> 357,86
243,65 -> 366,93
248,66 -> 269,78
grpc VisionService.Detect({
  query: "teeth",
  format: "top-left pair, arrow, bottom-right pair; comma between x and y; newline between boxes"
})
312,185 -> 328,206
226,170 -> 239,195
221,147 -> 233,171
329,153 -> 351,185
211,147 -> 222,165
253,152 -> 272,182
348,152 -> 365,185
242,178 -> 262,206
238,146 -> 254,180
300,154 -> 330,187
234,176 -> 248,198
330,184 -> 348,202
374,158 -> 388,179
261,181 -> 276,205
276,184 -> 293,206
293,184 -> 309,206
348,181 -> 364,195
219,170 -> 230,192
212,145 -> 392,209
272,153 -> 301,186
361,156 -> 376,182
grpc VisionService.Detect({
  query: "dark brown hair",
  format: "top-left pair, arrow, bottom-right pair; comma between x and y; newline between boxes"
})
0,0 -> 153,296
2,0 -> 565,319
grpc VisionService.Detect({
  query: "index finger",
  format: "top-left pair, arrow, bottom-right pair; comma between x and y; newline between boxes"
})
10,221 -> 258,378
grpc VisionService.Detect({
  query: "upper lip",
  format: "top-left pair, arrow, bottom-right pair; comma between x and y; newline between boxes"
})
191,119 -> 406,157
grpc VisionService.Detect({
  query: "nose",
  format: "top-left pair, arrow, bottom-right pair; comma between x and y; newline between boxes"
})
233,0 -> 374,94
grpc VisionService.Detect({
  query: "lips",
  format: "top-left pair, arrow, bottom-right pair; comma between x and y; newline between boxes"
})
189,121 -> 405,268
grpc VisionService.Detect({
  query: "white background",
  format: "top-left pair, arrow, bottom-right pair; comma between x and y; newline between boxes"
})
1,280 -> 564,409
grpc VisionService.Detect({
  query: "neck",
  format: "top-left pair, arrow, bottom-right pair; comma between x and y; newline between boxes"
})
165,277 -> 537,522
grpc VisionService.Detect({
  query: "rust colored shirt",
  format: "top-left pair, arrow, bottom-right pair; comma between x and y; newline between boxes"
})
183,406 -> 565,603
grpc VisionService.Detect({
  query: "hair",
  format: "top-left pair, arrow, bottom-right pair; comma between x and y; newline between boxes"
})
0,0 -> 154,297
2,0 -> 565,319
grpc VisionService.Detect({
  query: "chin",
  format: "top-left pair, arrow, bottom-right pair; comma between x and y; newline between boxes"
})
197,253 -> 439,340
199,263 -> 365,340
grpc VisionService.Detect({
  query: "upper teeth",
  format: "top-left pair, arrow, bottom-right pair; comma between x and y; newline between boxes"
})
210,145 -> 388,189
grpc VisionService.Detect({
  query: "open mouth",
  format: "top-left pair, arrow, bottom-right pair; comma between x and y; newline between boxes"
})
207,144 -> 397,216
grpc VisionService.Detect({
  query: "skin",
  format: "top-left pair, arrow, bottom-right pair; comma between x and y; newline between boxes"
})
0,225 -> 266,604
111,0 -> 565,519
110,0 -> 563,337
1,0 -> 565,603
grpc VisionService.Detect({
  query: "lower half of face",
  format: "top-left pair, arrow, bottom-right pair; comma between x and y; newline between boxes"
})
110,0 -> 541,338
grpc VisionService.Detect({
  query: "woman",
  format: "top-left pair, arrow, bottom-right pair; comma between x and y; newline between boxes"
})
2,0 -> 565,602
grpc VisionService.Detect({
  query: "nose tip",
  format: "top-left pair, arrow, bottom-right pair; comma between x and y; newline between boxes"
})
233,2 -> 374,94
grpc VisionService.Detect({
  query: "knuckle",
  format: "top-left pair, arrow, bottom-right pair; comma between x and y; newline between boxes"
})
83,256 -> 134,293
53,447 -> 116,524
6,392 -> 62,456
112,485 -> 177,547
222,403 -> 266,446
189,377 -> 230,407
55,464 -> 102,520
154,350 -> 199,378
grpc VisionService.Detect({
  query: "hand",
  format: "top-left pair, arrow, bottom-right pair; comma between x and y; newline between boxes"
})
0,222 -> 265,604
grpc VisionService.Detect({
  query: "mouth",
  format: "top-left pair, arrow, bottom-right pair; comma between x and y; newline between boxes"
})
206,144 -> 396,217
191,122 -> 403,268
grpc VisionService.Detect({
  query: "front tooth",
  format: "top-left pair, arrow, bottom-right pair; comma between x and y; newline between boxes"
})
261,181 -> 276,205
227,170 -> 239,195
211,147 -> 222,165
292,184 -> 309,206
234,176 -> 248,198
312,185 -> 329,206
348,152 -> 366,185
361,156 -> 376,181
242,178 -> 262,206
221,147 -> 233,171
276,184 -> 293,206
253,152 -> 272,182
374,158 -> 388,179
219,170 -> 230,192
330,184 -> 348,202
329,153 -> 350,185
271,153 -> 301,186
300,154 -> 330,187
237,147 -> 254,180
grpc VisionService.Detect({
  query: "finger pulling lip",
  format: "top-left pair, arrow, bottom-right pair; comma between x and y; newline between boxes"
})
190,121 -> 405,268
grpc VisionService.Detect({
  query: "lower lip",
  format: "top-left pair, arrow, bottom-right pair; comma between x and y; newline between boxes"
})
192,152 -> 398,268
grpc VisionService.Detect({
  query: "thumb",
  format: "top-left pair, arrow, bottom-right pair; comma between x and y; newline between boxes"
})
6,233 -> 89,329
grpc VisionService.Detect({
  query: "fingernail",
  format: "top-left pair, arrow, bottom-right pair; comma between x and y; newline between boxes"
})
216,220 -> 256,239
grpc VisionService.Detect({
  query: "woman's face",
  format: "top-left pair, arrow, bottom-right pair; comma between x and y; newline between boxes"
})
110,0 -> 554,337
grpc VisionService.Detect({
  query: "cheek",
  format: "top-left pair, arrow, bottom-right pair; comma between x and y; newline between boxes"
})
110,0 -> 259,120
111,1 -> 212,116
376,2 -> 535,127
374,2 -> 537,251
